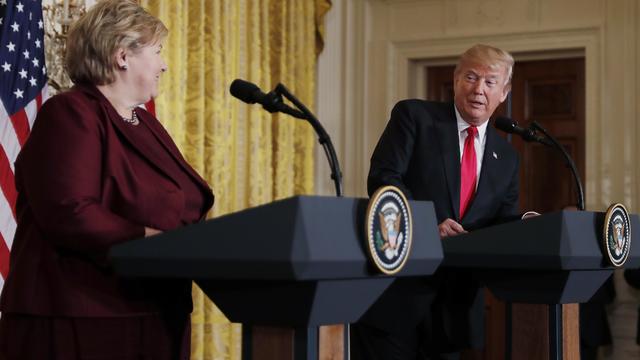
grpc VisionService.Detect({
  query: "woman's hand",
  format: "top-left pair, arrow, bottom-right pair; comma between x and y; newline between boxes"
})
144,227 -> 162,237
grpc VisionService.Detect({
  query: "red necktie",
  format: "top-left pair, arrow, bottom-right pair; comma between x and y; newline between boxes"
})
460,126 -> 477,219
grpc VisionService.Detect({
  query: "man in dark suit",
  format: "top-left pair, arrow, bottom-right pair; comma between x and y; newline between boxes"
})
351,44 -> 520,359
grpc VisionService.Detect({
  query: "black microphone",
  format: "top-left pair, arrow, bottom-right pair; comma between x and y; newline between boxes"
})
229,79 -> 344,196
229,79 -> 303,117
495,116 -> 584,209
229,79 -> 265,104
494,116 -> 550,145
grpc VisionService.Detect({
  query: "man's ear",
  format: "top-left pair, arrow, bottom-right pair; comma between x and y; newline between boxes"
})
500,83 -> 512,103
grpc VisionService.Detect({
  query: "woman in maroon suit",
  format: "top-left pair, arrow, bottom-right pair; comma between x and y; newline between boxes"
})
0,1 -> 214,359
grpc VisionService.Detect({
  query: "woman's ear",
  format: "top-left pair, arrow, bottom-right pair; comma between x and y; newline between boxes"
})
115,48 -> 128,70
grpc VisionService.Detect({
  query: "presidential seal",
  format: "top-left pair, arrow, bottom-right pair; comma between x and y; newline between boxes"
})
365,186 -> 412,275
603,203 -> 631,267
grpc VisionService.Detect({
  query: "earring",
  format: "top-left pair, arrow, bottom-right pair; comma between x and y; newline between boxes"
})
121,64 -> 128,70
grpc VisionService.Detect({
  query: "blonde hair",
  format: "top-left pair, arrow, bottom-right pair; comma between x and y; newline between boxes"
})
454,44 -> 514,85
65,0 -> 168,85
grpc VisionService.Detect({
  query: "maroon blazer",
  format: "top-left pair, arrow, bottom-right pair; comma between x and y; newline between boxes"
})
0,84 -> 214,317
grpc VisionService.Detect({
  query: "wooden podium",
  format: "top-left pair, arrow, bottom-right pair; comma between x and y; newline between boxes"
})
443,210 -> 640,360
109,196 -> 443,360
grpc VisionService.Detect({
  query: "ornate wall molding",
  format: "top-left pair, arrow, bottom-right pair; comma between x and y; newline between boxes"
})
42,0 -> 87,94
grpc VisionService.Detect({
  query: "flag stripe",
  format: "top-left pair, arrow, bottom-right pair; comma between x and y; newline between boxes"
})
0,234 -> 9,279
24,95 -> 39,129
144,99 -> 155,116
0,147 -> 17,219
0,192 -> 16,250
9,109 -> 30,147
0,103 -> 20,172
36,91 -> 43,109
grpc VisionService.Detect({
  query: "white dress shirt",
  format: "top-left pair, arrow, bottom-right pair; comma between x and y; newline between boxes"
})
454,106 -> 488,188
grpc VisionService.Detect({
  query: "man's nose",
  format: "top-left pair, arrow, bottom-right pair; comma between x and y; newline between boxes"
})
472,80 -> 485,93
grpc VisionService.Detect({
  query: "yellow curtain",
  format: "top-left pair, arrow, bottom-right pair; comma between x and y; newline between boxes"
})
140,1 -> 331,359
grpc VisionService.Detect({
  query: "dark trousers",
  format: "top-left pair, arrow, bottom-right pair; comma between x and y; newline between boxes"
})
350,322 -> 460,360
0,312 -> 190,360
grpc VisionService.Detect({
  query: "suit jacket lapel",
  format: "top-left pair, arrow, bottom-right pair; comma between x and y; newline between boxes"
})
435,104 -> 461,221
138,110 -> 211,192
74,84 -> 180,187
102,103 -> 181,186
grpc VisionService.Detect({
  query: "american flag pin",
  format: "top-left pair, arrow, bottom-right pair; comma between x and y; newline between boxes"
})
493,152 -> 498,159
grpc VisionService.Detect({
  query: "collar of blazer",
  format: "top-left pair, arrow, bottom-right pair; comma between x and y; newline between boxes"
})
435,103 -> 501,224
74,83 -> 214,210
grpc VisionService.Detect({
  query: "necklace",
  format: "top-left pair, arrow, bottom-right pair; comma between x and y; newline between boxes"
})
121,109 -> 139,126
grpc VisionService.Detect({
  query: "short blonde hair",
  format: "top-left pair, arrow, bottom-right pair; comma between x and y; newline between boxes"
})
65,0 -> 168,85
454,44 -> 514,85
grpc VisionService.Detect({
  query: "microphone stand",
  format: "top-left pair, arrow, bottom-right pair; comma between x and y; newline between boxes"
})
272,83 -> 344,197
528,120 -> 585,360
529,121 -> 585,211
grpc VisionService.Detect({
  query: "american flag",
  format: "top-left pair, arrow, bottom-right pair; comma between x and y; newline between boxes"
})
0,0 -> 48,292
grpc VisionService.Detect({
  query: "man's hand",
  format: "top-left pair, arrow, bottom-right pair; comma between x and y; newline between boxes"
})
438,218 -> 467,238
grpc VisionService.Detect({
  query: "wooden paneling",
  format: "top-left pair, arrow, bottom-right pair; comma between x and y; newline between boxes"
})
319,325 -> 344,360
513,58 -> 585,213
563,304 -> 580,360
511,304 -> 549,360
250,326 -> 294,360
247,325 -> 344,360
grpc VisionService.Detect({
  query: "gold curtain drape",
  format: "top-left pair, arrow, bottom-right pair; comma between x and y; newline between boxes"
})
140,1 -> 331,359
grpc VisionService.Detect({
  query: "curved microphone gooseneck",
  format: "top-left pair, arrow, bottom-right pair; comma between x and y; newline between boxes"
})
494,117 -> 584,211
274,84 -> 343,197
529,121 -> 585,211
230,79 -> 343,197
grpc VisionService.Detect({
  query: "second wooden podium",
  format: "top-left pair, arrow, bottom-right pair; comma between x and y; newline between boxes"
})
443,210 -> 640,360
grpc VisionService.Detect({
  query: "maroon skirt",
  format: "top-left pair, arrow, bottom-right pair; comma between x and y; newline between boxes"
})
0,313 -> 190,360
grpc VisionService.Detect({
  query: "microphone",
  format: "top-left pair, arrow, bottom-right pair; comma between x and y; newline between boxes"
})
229,79 -> 344,196
494,116 -> 550,145
229,79 -> 265,104
229,79 -> 302,117
495,116 -> 585,210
